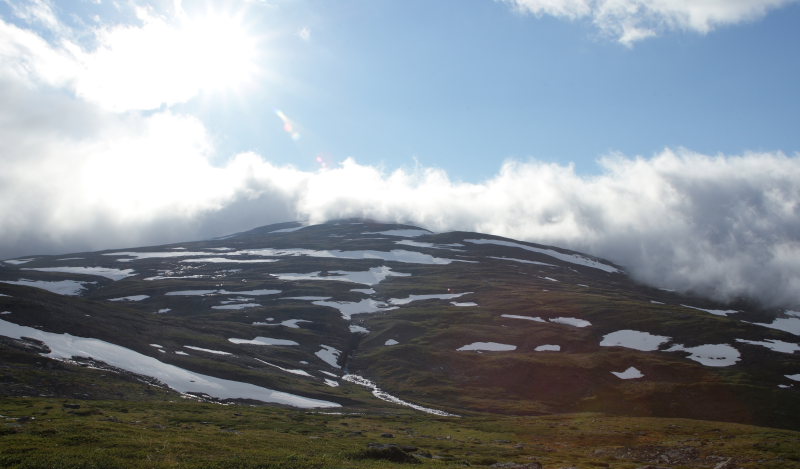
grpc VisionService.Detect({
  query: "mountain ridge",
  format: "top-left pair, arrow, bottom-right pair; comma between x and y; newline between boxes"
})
1,219 -> 798,430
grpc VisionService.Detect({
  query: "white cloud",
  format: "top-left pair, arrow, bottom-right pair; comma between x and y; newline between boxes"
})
2,81 -> 798,309
0,3 -> 260,112
503,0 -> 797,44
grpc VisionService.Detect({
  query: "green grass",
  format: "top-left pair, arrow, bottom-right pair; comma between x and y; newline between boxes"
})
1,397 -> 800,469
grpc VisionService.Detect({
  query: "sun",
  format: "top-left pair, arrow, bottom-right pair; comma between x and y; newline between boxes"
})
177,7 -> 261,95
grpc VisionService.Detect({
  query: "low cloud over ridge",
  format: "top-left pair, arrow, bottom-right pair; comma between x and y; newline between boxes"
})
1,101 -> 798,309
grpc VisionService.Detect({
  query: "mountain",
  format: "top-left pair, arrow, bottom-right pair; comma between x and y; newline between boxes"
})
1,219 -> 799,431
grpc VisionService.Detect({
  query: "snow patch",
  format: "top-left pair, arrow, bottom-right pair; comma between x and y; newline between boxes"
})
109,295 -> 149,302
269,226 -> 305,233
313,299 -> 396,320
342,374 -> 457,416
315,345 -> 341,368
751,317 -> 800,336
549,317 -> 591,328
735,338 -> 800,354
324,379 -> 339,387
384,339 -> 399,346
457,342 -> 516,352
534,344 -> 560,352
228,337 -> 299,346
274,266 -> 409,286
0,279 -> 90,296
183,345 -> 233,356
211,303 -> 261,310
23,266 -> 135,280
228,247 -> 458,265
166,289 -> 280,297
466,239 -> 620,273
488,256 -> 555,266
253,358 -> 312,377
181,258 -> 278,264
283,296 -> 331,301
349,325 -> 369,334
682,304 -> 738,317
4,259 -> 34,265
501,314 -> 545,322
611,367 -> 644,379
144,274 -> 206,281
105,251 -> 216,260
600,330 -> 671,351
451,301 -> 478,307
666,343 -> 741,367
364,229 -> 431,237
394,240 -> 463,250
280,319 -> 310,328
388,292 -> 469,305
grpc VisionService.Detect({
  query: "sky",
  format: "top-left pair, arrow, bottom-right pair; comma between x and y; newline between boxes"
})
1,0 -> 799,309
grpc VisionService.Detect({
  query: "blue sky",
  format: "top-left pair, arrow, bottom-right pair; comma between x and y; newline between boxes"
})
207,0 -> 800,180
1,0 -> 799,307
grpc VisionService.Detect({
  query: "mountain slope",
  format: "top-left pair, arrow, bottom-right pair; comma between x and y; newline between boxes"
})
1,219 -> 798,429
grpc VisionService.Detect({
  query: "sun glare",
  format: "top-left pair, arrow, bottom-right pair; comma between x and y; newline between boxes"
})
179,9 -> 260,94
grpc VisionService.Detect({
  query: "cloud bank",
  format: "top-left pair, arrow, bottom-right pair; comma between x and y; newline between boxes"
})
502,0 -> 797,44
2,94 -> 799,309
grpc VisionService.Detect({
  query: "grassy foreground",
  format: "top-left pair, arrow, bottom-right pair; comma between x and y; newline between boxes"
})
1,397 -> 799,469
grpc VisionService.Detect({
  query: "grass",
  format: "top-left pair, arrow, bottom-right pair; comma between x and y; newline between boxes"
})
1,396 -> 800,469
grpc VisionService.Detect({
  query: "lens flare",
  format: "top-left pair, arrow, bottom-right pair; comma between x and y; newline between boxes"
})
275,110 -> 300,140
315,153 -> 331,169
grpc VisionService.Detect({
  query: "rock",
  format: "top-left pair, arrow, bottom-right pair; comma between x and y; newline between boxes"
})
381,432 -> 395,438
62,403 -> 81,409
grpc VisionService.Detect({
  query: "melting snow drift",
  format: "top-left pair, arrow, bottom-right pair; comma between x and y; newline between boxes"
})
666,343 -> 741,367
342,374 -> 456,416
23,266 -> 135,280
0,279 -> 90,296
0,319 -> 338,408
600,330 -> 671,351
457,342 -> 516,352
611,367 -> 644,379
